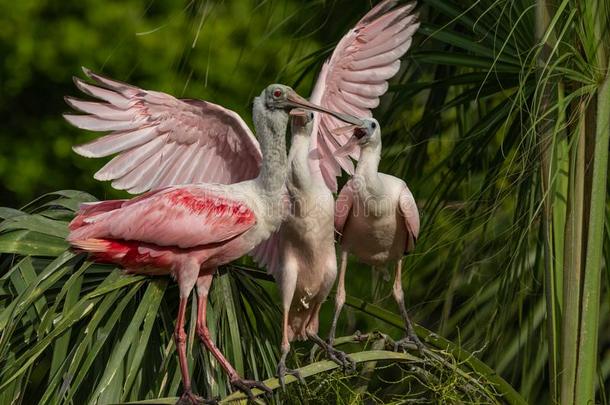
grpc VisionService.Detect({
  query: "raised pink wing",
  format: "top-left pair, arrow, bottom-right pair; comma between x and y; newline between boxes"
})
65,68 -> 262,194
69,186 -> 256,249
309,1 -> 419,191
398,185 -> 419,252
334,180 -> 355,236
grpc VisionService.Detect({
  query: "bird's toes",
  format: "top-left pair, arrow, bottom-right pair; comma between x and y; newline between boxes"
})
276,364 -> 287,391
328,352 -> 340,365
252,380 -> 273,395
277,374 -> 286,391
412,335 -> 426,352
342,353 -> 357,373
231,378 -> 272,401
231,379 -> 253,400
348,356 -> 357,372
394,335 -> 425,353
276,363 -> 304,390
326,347 -> 356,373
176,390 -> 205,405
290,368 -> 306,385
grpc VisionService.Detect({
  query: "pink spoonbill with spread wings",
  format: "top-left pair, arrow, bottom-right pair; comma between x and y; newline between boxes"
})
330,118 -> 422,350
63,0 -> 419,395
67,84 -> 356,404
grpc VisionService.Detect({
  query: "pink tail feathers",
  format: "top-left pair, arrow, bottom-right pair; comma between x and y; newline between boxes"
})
69,200 -> 125,230
70,237 -> 142,267
70,237 -> 117,254
68,200 -> 127,245
67,197 -> 174,272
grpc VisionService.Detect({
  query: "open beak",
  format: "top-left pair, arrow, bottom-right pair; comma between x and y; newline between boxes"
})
286,89 -> 364,126
290,108 -> 309,128
289,108 -> 307,117
333,126 -> 368,157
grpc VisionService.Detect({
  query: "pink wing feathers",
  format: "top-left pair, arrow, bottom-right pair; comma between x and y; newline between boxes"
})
334,180 -> 355,237
250,230 -> 282,279
398,185 -> 419,252
249,190 -> 290,278
69,186 -> 256,249
65,68 -> 262,194
309,0 -> 420,191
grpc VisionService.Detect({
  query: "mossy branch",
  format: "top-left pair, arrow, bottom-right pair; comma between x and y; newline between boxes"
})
344,295 -> 528,405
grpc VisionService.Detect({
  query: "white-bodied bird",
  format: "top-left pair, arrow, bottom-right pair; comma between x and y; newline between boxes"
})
330,118 -> 422,350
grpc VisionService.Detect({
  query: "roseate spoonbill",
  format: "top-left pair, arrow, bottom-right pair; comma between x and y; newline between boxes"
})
330,118 -> 422,351
251,0 -> 420,385
67,84 -> 355,404
267,111 -> 355,389
64,0 -> 419,388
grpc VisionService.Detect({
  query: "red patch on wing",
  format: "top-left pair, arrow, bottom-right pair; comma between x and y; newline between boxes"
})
168,189 -> 255,225
75,238 -> 172,269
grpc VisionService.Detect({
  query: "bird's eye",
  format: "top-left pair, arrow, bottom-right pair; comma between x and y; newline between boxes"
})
307,112 -> 314,120
273,89 -> 282,98
371,122 -> 377,129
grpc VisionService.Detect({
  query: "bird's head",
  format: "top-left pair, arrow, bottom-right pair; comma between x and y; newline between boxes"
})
290,109 -> 314,137
262,84 -> 295,111
353,118 -> 380,147
253,84 -> 363,146
261,83 -> 364,123
334,118 -> 381,157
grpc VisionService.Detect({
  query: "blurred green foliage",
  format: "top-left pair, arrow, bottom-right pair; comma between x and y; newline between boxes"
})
0,0 -> 374,206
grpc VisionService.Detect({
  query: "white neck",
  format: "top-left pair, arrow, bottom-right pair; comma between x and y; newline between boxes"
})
288,131 -> 315,191
354,143 -> 383,199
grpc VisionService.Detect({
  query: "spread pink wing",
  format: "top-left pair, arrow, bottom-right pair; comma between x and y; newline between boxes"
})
250,190 -> 290,278
335,180 -> 355,236
398,185 -> 419,252
309,0 -> 419,191
68,186 -> 256,249
64,68 -> 262,194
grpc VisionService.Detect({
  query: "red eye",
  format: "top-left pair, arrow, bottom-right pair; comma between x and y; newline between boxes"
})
273,89 -> 282,98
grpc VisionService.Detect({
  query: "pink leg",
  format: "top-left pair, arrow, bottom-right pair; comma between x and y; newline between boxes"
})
194,272 -> 271,400
176,298 -> 191,390
194,273 -> 238,379
392,258 -> 424,351
328,250 -> 348,345
174,261 -> 203,404
307,325 -> 356,372
276,304 -> 305,390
